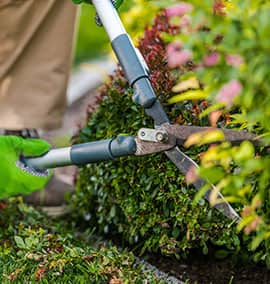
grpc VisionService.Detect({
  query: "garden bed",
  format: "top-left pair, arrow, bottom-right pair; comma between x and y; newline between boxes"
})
1,199 -> 269,283
0,198 -> 169,283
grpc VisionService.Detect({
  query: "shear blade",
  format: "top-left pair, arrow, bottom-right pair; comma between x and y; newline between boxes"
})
165,146 -> 240,222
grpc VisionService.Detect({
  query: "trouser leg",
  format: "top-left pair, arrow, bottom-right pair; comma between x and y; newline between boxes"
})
0,0 -> 77,130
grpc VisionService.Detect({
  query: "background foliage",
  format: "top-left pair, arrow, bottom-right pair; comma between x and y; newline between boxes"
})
75,4 -> 109,63
2,1 -> 270,282
155,0 -> 270,265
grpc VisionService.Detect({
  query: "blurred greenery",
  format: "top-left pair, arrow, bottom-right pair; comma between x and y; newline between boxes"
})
74,2 -> 132,64
74,4 -> 107,63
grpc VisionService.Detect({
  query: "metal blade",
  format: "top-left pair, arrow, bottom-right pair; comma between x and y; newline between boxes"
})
165,146 -> 240,222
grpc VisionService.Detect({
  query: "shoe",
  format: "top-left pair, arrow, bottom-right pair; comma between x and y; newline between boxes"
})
23,176 -> 74,217
2,129 -> 40,138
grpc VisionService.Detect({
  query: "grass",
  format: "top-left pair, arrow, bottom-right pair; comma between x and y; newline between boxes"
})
0,198 -> 164,283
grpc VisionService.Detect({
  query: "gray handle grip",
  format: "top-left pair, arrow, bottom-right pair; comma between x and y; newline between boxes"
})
25,136 -> 136,170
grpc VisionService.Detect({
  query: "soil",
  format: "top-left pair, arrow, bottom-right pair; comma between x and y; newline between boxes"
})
147,252 -> 270,284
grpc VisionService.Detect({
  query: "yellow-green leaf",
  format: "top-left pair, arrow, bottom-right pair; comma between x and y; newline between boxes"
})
184,129 -> 225,148
237,215 -> 256,232
251,232 -> 270,251
168,89 -> 207,104
172,76 -> 200,93
199,103 -> 225,119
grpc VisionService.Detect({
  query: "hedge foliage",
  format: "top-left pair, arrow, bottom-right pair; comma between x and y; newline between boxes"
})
71,12 -> 242,259
0,198 -> 164,283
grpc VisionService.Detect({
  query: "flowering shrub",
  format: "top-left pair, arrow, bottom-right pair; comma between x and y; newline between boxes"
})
159,0 -> 270,265
71,12 -> 241,259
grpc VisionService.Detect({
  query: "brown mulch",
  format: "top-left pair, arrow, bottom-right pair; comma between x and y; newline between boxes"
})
148,251 -> 270,284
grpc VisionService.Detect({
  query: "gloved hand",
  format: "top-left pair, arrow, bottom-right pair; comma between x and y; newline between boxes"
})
0,136 -> 51,199
72,0 -> 123,9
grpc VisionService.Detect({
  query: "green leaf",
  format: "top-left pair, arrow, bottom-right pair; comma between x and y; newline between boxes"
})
251,232 -> 270,251
199,167 -> 225,184
215,249 -> 230,259
202,244 -> 208,255
199,103 -> 225,119
193,183 -> 210,205
172,227 -> 180,238
234,141 -> 255,162
14,236 -> 25,249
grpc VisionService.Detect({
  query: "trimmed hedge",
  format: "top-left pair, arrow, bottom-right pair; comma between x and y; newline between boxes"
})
71,13 -> 241,258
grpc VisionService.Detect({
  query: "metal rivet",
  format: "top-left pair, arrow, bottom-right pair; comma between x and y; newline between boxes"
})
156,132 -> 168,142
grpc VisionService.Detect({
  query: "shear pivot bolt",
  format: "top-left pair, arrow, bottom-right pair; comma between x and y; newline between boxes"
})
156,132 -> 168,142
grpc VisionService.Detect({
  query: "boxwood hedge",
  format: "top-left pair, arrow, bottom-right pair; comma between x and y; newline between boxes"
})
71,12 -> 241,258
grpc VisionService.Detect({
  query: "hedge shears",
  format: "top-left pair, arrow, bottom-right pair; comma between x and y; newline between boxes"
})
22,0 -> 258,221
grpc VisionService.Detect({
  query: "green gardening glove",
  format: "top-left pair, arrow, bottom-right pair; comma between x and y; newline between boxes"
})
0,136 -> 52,199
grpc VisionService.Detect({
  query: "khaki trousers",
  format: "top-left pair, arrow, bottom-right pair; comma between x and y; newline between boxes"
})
0,0 -> 77,130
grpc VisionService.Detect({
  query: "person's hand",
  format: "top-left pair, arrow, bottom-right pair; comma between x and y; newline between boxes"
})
72,0 -> 124,9
0,136 -> 52,199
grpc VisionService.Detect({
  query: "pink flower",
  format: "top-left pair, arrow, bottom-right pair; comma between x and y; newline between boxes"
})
186,166 -> 198,185
166,2 -> 193,17
166,42 -> 192,67
226,54 -> 244,67
166,41 -> 182,54
213,0 -> 226,16
203,52 -> 220,66
209,110 -> 223,127
216,79 -> 242,107
168,49 -> 192,67
180,15 -> 192,28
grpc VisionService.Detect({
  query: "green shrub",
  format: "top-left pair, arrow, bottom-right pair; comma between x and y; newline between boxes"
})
71,12 -> 241,259
0,198 -> 164,283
